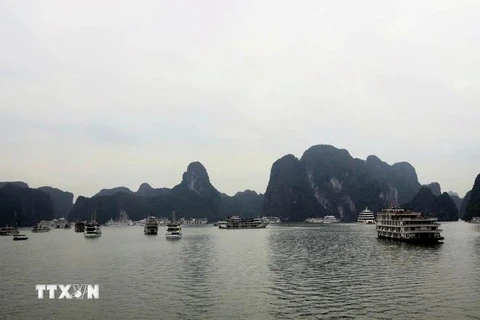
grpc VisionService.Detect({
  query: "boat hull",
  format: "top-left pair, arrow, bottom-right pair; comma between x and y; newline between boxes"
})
378,235 -> 444,244
13,236 -> 28,241
144,228 -> 158,235
84,233 -> 101,238
166,233 -> 182,239
219,223 -> 269,229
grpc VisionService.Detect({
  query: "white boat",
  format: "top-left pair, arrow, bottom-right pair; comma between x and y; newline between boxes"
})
144,216 -> 159,235
166,211 -> 182,239
32,224 -> 50,233
263,216 -> 282,223
13,234 -> 28,241
357,207 -> 376,224
323,215 -> 339,223
219,216 -> 269,229
376,208 -> 444,243
84,211 -> 101,238
305,218 -> 323,224
470,217 -> 480,224
105,210 -> 135,226
0,226 -> 19,236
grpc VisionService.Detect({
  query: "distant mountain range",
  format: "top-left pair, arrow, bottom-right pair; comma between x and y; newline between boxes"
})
1,144 -> 478,225
68,162 -> 264,223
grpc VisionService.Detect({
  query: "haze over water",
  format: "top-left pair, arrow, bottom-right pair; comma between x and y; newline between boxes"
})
1,222 -> 479,319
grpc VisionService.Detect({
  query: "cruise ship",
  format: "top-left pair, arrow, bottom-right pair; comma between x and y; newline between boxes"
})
323,215 -> 339,223
219,216 -> 269,229
0,226 -> 19,236
357,207 -> 375,224
144,216 -> 159,235
105,210 -> 135,226
376,208 -> 444,243
305,217 -> 324,223
166,211 -> 182,239
32,223 -> 50,233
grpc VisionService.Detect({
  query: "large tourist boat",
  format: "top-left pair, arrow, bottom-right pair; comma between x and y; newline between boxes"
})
357,207 -> 375,224
0,226 -> 19,236
144,216 -> 159,235
84,211 -> 101,238
219,216 -> 269,229
166,212 -> 182,239
376,208 -> 444,243
105,210 -> 135,227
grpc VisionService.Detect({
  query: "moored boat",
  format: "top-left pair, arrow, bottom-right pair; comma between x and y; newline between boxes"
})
376,208 -> 444,243
13,234 -> 28,241
105,210 -> 135,227
305,217 -> 323,224
323,215 -> 339,223
32,224 -> 50,233
219,216 -> 269,229
0,226 -> 19,236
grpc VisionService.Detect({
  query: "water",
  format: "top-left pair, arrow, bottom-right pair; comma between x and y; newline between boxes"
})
0,222 -> 479,319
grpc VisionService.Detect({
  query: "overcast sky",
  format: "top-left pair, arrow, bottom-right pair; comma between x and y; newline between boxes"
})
1,0 -> 479,198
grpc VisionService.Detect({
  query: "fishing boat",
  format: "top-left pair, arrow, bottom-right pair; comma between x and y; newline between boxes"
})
84,211 -> 101,238
166,211 -> 182,239
144,216 -> 159,235
376,208 -> 444,243
13,234 -> 28,241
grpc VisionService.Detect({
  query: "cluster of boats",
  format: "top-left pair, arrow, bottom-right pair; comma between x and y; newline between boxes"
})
2,205 -> 451,244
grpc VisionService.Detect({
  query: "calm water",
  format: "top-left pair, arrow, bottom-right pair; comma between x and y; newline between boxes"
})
1,222 -> 479,319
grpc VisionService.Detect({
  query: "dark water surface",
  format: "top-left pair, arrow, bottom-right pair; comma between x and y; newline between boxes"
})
1,222 -> 479,319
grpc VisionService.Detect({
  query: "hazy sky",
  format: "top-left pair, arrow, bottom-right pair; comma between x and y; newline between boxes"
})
1,0 -> 479,198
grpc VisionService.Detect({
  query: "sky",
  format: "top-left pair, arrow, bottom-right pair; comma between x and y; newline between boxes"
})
1,0 -> 479,199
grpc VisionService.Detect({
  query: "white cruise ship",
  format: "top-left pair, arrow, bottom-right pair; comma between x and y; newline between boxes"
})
219,216 -> 269,229
144,216 -> 159,235
376,208 -> 444,243
305,217 -> 323,224
105,210 -> 135,226
166,212 -> 182,239
323,215 -> 339,223
357,207 -> 375,224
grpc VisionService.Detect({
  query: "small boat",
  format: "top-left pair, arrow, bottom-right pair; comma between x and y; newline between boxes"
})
13,234 -> 28,241
219,216 -> 269,229
84,211 -> 101,238
166,211 -> 182,239
32,224 -> 50,233
0,226 -> 19,236
144,216 -> 159,235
